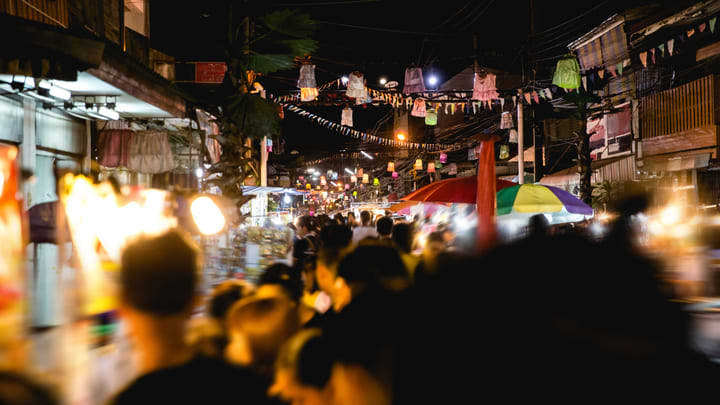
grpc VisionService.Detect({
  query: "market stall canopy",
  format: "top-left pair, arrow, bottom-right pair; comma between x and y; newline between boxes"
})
388,200 -> 450,215
242,186 -> 307,195
401,177 -> 516,204
497,184 -> 593,224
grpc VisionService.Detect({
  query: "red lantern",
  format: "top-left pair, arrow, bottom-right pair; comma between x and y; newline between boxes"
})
428,162 -> 436,173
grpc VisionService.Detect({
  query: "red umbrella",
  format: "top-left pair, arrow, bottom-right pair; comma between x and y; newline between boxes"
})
401,177 -> 516,204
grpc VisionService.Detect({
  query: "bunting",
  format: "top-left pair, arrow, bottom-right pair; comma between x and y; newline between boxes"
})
282,103 -> 460,151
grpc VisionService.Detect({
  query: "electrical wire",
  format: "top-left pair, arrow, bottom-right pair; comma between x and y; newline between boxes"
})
316,21 -> 453,36
529,1 -> 610,39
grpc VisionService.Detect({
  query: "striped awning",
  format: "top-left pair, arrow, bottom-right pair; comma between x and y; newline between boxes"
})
576,24 -> 627,72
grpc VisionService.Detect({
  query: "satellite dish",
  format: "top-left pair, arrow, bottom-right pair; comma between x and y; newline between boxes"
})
385,81 -> 399,89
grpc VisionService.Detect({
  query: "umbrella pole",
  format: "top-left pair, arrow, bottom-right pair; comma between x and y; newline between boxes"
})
476,139 -> 497,252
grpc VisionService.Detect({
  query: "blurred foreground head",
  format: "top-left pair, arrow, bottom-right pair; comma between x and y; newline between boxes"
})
226,285 -> 301,376
271,329 -> 333,405
120,230 -> 198,316
333,244 -> 409,310
0,371 -> 57,405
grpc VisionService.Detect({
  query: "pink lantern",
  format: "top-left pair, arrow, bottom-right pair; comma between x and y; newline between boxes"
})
392,171 -> 398,178
345,183 -> 350,190
439,153 -> 447,163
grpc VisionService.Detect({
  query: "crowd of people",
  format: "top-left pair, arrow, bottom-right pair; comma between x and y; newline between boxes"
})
8,201 -> 720,404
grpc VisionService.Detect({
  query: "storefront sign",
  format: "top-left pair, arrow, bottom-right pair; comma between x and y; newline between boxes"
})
195,62 -> 228,83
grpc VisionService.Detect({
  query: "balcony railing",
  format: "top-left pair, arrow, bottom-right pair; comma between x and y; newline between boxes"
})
640,75 -> 717,139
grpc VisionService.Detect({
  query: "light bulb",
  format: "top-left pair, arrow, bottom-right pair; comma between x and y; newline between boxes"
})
428,76 -> 438,86
341,76 -> 349,84
379,77 -> 387,85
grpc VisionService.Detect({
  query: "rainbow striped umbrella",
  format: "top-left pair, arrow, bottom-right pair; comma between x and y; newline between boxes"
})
497,184 -> 593,223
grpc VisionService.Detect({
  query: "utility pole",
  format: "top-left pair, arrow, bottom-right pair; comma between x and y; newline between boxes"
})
530,0 -> 537,183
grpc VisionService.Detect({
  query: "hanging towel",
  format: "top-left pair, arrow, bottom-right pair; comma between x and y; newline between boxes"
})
403,67 -> 426,95
128,131 -> 174,174
98,130 -> 134,168
347,72 -> 366,99
341,107 -> 353,127
472,72 -> 499,101
297,64 -> 317,88
500,111 -> 513,129
411,99 -> 426,117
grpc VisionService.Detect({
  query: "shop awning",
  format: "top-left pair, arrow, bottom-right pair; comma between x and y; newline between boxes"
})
241,186 -> 306,195
641,150 -> 712,172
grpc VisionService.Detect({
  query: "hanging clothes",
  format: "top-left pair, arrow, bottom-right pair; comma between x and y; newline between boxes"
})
346,72 -> 366,99
411,99 -> 426,117
127,131 -> 175,174
500,111 -> 513,129
403,67 -> 426,95
341,107 -> 353,127
472,72 -> 499,101
98,130 -> 134,168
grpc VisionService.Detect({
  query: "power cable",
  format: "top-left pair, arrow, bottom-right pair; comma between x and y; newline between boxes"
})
529,1 -> 610,38
316,21 -> 453,36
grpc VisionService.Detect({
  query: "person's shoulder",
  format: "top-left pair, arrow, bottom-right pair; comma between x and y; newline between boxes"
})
110,357 -> 266,404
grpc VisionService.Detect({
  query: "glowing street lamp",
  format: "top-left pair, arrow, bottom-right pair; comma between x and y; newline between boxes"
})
396,132 -> 406,141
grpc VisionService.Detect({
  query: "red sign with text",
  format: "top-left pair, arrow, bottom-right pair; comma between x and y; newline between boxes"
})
195,62 -> 227,83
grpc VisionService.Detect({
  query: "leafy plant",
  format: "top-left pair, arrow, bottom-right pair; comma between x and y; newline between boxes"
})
204,7 -> 318,220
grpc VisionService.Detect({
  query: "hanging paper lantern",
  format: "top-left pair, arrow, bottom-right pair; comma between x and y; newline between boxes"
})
414,159 -> 423,170
298,64 -> 318,101
427,162 -> 436,173
353,190 -> 357,198
425,108 -> 437,126
344,194 -> 349,200
392,171 -> 399,179
448,163 -> 457,175
509,129 -> 518,143
362,174 -> 369,184
439,153 -> 447,163
351,175 -> 357,183
373,178 -> 380,186
299,176 -> 305,181
435,161 -> 443,169
358,168 -> 363,177
387,161 -> 395,172
499,145 -> 509,160
306,183 -> 311,190
552,56 -> 581,90
345,183 -> 350,190
320,176 -> 327,185
500,111 -> 513,129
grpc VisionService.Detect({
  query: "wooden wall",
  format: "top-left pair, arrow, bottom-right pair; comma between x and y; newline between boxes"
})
640,75 -> 716,140
0,0 -> 69,27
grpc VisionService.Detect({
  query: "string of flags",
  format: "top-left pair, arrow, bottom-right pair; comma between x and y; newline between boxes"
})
282,103 -> 461,151
636,15 -> 717,69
